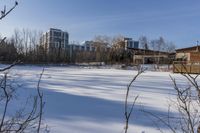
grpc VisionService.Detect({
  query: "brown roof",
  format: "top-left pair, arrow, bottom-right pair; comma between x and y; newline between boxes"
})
176,46 -> 200,53
127,47 -> 170,55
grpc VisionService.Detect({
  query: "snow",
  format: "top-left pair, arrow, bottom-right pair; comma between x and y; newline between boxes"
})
0,65 -> 190,133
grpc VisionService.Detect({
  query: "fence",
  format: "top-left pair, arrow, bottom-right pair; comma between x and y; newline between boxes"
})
173,61 -> 200,74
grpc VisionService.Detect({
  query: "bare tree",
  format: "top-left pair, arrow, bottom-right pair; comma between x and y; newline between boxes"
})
13,29 -> 24,55
166,42 -> 176,53
169,75 -> 199,133
0,2 -> 46,133
150,37 -> 172,68
139,36 -> 149,50
155,37 -> 165,66
22,28 -> 29,57
11,28 -> 46,63
93,35 -> 111,63
112,35 -> 125,49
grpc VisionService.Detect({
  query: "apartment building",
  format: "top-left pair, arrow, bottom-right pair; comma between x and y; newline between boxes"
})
40,28 -> 69,53
69,41 -> 96,52
68,41 -> 96,61
124,38 -> 139,50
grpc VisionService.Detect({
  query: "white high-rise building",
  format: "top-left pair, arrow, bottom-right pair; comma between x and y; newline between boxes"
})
40,28 -> 69,53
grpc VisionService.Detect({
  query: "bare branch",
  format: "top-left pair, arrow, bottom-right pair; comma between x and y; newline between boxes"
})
0,37 -> 6,45
37,68 -> 45,133
141,109 -> 177,133
124,66 -> 145,133
0,1 -> 18,20
0,74 -> 10,132
0,60 -> 21,72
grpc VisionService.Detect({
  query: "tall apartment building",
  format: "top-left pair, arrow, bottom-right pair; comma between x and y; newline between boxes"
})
124,38 -> 139,50
40,28 -> 69,53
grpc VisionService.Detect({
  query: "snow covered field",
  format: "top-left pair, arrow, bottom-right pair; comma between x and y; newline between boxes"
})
0,65 -> 189,133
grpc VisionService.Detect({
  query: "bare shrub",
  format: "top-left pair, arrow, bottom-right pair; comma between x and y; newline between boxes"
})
124,66 -> 145,133
142,68 -> 200,133
0,64 -> 46,133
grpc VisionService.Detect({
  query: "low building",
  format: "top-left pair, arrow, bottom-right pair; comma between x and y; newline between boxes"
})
173,45 -> 200,74
175,45 -> 200,62
128,48 -> 172,64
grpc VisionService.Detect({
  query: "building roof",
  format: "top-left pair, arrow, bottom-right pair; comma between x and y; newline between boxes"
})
176,45 -> 200,53
50,28 -> 62,31
127,47 -> 170,55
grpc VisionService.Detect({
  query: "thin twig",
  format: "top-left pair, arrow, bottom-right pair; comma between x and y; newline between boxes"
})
124,66 -> 145,133
37,68 -> 45,133
141,110 -> 176,133
0,61 -> 21,72
0,1 -> 18,20
0,37 -> 6,45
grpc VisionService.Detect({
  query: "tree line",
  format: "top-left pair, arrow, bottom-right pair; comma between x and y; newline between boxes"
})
0,29 -> 176,64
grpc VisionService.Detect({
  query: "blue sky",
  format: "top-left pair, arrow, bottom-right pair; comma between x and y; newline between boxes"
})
1,0 -> 200,48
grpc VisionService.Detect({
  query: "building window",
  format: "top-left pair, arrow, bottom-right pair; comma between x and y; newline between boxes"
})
92,47 -> 95,51
87,47 -> 90,51
65,33 -> 68,39
129,42 -> 133,48
55,42 -> 60,48
53,31 -> 61,37
81,46 -> 85,51
61,43 -> 64,48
